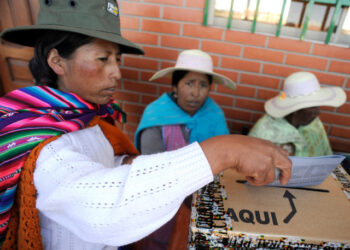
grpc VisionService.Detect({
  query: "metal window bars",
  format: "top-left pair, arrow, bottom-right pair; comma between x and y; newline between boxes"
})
203,0 -> 350,45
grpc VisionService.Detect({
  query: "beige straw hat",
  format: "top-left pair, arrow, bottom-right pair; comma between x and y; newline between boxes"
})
265,71 -> 346,118
149,49 -> 236,90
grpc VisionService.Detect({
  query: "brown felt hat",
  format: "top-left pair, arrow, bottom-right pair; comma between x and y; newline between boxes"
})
0,0 -> 144,55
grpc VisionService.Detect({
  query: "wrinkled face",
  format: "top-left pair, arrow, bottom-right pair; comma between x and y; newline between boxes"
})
286,106 -> 320,128
56,39 -> 122,104
173,71 -> 211,116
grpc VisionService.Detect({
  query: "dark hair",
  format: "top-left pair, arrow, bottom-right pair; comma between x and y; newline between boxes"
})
171,70 -> 213,87
29,30 -> 93,88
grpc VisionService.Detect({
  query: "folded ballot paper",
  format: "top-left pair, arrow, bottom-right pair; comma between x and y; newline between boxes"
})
267,155 -> 345,187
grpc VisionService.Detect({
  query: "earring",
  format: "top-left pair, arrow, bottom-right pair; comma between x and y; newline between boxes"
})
173,92 -> 178,99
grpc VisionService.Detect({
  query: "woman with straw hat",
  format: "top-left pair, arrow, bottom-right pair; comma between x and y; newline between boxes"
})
249,71 -> 346,156
134,49 -> 236,249
135,49 -> 236,154
0,1 -> 291,249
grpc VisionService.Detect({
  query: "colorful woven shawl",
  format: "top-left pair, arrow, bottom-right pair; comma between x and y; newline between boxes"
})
0,85 -> 126,242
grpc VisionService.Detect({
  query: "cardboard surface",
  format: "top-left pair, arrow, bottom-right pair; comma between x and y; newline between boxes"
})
189,166 -> 350,248
222,169 -> 350,244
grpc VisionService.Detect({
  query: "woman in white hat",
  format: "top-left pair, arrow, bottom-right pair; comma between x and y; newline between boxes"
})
133,49 -> 236,249
135,49 -> 236,154
249,71 -> 346,156
0,1 -> 291,249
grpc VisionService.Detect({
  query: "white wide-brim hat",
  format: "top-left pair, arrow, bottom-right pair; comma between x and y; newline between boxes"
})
149,49 -> 236,90
265,71 -> 346,118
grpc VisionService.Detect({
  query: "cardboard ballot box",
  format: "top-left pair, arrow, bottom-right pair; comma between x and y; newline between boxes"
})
188,166 -> 350,249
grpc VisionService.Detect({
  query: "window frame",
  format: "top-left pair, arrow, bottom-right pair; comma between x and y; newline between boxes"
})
204,0 -> 350,47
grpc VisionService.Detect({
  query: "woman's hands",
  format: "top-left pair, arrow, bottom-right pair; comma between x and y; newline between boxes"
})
200,135 -> 292,186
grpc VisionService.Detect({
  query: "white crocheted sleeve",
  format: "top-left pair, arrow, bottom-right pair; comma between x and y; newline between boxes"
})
34,125 -> 213,246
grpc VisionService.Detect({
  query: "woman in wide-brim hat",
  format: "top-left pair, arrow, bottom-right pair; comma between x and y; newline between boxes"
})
133,49 -> 235,249
135,49 -> 236,152
249,71 -> 346,157
0,1 -> 292,249
149,49 -> 236,90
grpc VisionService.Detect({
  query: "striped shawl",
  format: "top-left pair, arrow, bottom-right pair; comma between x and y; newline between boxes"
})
0,86 -> 126,243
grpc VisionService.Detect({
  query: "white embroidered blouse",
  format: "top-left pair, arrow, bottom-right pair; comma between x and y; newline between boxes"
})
34,125 -> 213,249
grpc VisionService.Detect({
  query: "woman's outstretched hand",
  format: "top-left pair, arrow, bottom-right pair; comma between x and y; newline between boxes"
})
200,135 -> 292,186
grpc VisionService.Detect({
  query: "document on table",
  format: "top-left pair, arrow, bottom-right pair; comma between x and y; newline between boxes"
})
267,155 -> 346,187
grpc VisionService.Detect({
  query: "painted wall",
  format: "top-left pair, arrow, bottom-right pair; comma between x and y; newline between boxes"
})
116,0 -> 350,152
